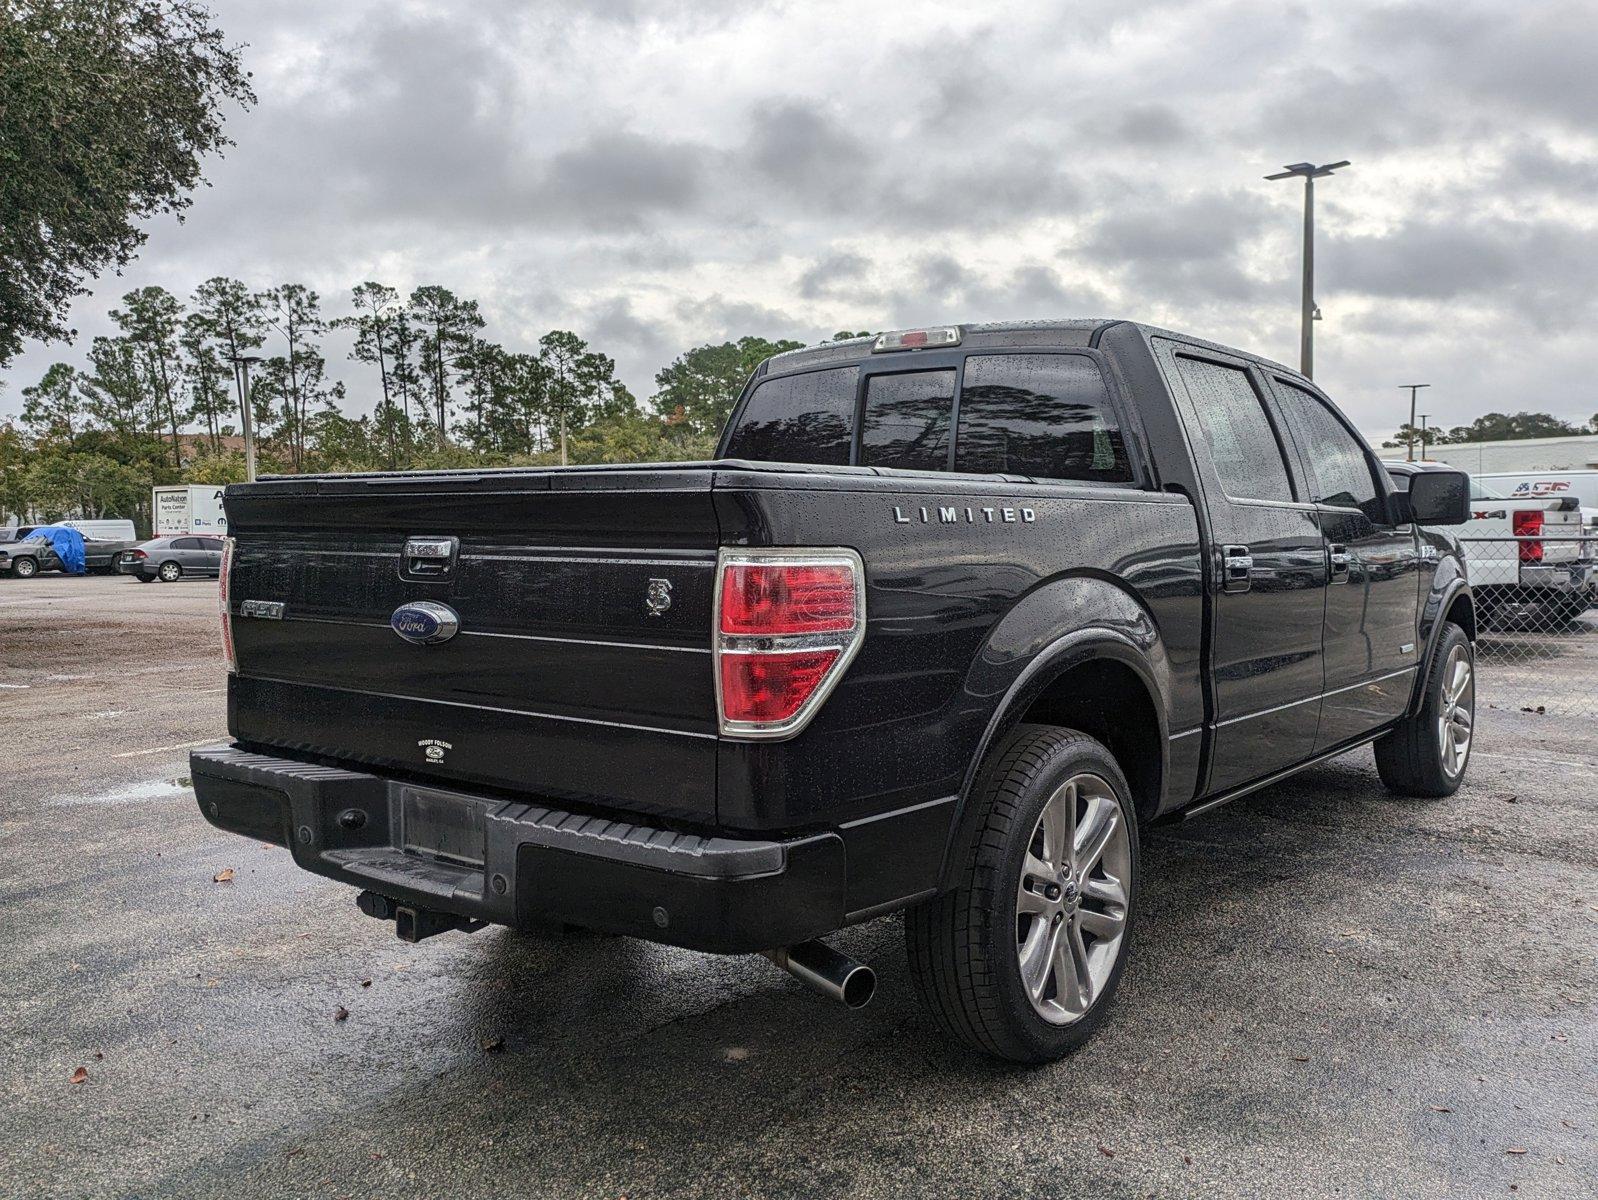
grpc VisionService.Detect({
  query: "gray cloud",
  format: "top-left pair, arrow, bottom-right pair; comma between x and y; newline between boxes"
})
5,0 -> 1598,445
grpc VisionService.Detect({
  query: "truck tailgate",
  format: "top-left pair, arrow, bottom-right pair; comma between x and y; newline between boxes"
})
223,468 -> 721,822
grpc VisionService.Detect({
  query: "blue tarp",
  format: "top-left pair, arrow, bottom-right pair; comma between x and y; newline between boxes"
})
23,526 -> 86,575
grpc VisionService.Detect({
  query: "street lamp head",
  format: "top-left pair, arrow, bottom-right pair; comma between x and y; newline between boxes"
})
229,354 -> 265,366
1265,159 -> 1352,180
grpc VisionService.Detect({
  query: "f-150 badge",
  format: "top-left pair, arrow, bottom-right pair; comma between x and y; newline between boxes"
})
391,601 -> 460,644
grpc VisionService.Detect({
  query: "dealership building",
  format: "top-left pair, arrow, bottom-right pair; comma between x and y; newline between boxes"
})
1417,433 -> 1598,474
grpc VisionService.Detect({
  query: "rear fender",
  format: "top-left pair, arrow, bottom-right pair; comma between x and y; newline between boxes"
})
938,574 -> 1171,889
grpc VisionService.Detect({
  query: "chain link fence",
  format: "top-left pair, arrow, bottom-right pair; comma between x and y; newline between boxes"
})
1462,534 -> 1598,719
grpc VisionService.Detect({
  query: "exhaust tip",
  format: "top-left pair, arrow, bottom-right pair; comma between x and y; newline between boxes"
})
762,939 -> 876,1009
838,962 -> 876,1009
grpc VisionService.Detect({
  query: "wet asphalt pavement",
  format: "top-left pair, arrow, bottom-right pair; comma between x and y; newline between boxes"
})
1,575 -> 1593,1199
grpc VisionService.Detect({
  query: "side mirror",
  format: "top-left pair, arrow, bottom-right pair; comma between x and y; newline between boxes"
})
1406,469 -> 1470,526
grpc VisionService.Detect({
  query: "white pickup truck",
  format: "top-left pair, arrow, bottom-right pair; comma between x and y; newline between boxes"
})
1385,462 -> 1593,626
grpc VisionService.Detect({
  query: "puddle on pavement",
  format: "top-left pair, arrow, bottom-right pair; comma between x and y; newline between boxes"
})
52,777 -> 194,807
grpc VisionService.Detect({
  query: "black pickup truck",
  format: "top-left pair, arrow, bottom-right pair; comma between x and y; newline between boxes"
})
192,320 -> 1476,1062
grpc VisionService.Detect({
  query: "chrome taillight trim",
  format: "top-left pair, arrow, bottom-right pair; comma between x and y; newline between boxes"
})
712,546 -> 866,740
219,536 -> 237,674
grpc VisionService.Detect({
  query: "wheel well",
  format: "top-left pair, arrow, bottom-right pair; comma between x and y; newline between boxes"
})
1445,592 -> 1476,641
1018,659 -> 1162,824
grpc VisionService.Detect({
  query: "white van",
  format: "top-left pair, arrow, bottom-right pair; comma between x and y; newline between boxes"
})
52,518 -> 138,541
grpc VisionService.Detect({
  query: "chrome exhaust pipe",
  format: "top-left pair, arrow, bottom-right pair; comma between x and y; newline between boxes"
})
762,940 -> 876,1009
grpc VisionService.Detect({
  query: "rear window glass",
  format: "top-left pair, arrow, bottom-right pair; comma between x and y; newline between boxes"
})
1174,356 -> 1294,503
861,369 -> 956,471
955,354 -> 1132,482
724,367 -> 857,465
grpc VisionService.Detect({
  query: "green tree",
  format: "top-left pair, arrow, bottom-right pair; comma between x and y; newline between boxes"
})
0,0 -> 254,366
78,336 -> 153,435
110,285 -> 186,464
263,283 -> 325,470
189,276 -> 265,459
408,285 -> 484,447
22,449 -> 147,520
19,363 -> 85,441
0,421 -> 30,523
334,282 -> 405,464
651,336 -> 804,440
180,315 -> 231,455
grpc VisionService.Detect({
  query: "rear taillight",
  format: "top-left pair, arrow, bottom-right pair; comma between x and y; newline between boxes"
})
219,536 -> 236,673
131,549 -> 146,560
714,549 -> 864,738
1513,510 -> 1543,562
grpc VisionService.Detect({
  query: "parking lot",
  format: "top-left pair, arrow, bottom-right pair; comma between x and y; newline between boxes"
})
0,574 -> 1593,1199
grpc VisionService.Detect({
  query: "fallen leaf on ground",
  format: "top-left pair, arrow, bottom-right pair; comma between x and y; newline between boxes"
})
1097,1146 -> 1114,1158
1429,1105 -> 1453,1113
361,979 -> 372,987
332,1006 -> 349,1022
1505,1147 -> 1528,1155
480,1036 -> 505,1053
70,1067 -> 88,1084
1291,1055 -> 1310,1062
212,868 -> 235,883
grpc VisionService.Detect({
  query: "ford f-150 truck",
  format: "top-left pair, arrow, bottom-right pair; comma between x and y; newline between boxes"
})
191,320 -> 1477,1063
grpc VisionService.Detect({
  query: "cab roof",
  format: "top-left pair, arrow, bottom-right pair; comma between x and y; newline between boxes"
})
755,319 -> 1299,381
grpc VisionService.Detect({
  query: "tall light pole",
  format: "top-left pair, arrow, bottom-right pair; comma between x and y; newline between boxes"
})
1400,383 -> 1430,462
1266,160 -> 1350,378
1419,413 -> 1431,460
229,354 -> 264,481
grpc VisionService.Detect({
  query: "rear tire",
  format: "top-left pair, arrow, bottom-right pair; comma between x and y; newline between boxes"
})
135,573 -> 155,583
1374,622 -> 1474,798
157,560 -> 182,582
905,725 -> 1138,1063
12,556 -> 38,579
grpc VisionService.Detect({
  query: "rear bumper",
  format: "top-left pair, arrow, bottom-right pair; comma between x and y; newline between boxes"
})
189,744 -> 846,954
1518,561 -> 1594,593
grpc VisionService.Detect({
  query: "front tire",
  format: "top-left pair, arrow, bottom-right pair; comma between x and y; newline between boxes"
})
905,725 -> 1138,1063
1374,622 -> 1475,797
157,561 -> 182,582
12,556 -> 38,579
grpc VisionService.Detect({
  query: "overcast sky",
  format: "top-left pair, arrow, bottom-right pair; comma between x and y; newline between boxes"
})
5,0 -> 1597,440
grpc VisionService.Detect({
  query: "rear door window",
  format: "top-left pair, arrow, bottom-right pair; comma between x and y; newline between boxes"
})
860,369 -> 956,471
1173,355 -> 1295,502
723,367 -> 857,465
172,537 -> 201,550
1271,380 -> 1383,520
955,354 -> 1132,482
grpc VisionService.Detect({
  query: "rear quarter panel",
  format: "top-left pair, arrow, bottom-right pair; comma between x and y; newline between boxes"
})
711,473 -> 1204,855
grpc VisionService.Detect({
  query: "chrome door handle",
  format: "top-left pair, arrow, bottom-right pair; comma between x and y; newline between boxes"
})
1222,545 -> 1253,594
1329,544 -> 1351,584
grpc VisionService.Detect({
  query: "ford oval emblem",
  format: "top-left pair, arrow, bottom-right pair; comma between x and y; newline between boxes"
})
390,600 -> 460,645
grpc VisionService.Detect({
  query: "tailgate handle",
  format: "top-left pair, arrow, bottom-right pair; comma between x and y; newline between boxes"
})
401,536 -> 459,581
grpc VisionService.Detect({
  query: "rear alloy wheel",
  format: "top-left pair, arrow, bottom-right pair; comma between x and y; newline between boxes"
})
12,555 -> 38,579
158,560 -> 182,582
1014,773 -> 1132,1025
906,725 -> 1138,1062
1375,622 -> 1474,797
